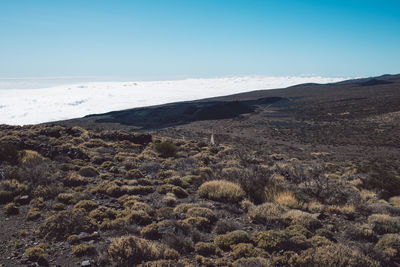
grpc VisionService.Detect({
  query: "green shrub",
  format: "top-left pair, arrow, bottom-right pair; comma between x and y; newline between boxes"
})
155,142 -> 177,157
214,230 -> 250,250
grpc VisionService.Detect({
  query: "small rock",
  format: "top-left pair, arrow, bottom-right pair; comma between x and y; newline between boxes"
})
78,232 -> 91,241
81,260 -> 91,266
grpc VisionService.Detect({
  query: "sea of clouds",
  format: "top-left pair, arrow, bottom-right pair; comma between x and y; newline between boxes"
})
0,76 -> 346,125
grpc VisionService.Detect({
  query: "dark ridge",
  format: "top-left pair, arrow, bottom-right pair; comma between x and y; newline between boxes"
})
91,96 -> 286,129
359,78 -> 393,87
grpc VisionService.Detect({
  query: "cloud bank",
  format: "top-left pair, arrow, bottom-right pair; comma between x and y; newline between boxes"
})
0,76 -> 346,125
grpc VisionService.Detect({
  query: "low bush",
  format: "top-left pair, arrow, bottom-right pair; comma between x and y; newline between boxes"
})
64,172 -> 87,187
155,142 -> 177,157
368,214 -> 400,235
248,202 -> 286,226
186,207 -> 217,222
230,243 -> 266,259
72,244 -> 97,256
0,190 -> 13,204
108,235 -> 163,266
0,142 -> 18,165
290,243 -> 379,266
283,210 -> 322,231
74,200 -> 97,211
232,257 -> 270,267
26,208 -> 41,220
375,234 -> 400,261
195,242 -> 216,256
251,229 -> 309,253
25,244 -> 48,265
198,180 -> 245,203
214,230 -> 250,250
79,166 -> 99,177
37,208 -> 97,240
4,203 -> 19,215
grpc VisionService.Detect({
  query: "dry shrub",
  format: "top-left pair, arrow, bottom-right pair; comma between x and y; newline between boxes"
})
72,244 -> 96,256
78,166 -> 99,177
108,236 -> 163,266
0,142 -> 19,165
64,172 -> 87,187
290,243 -> 379,266
195,242 -> 216,256
368,214 -> 400,235
155,142 -> 177,157
283,210 -> 322,231
186,207 -> 217,222
26,207 -> 41,220
274,190 -> 300,209
232,257 -> 270,267
25,244 -> 48,265
375,234 -> 400,261
251,228 -> 309,253
37,208 -> 97,240
389,196 -> 400,208
248,202 -> 286,226
74,200 -> 97,211
198,180 -> 245,203
230,243 -> 267,259
214,230 -> 250,250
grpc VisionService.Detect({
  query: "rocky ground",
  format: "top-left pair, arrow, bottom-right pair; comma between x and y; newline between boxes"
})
1,75 -> 400,266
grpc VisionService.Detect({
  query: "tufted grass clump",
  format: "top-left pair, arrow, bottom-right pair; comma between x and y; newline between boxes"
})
198,180 -> 245,203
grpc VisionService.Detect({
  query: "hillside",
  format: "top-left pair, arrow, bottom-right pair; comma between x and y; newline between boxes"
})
1,74 -> 400,266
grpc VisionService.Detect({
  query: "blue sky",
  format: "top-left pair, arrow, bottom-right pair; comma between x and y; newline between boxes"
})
0,0 -> 399,79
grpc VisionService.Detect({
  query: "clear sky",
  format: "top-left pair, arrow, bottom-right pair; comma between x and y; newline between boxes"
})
0,0 -> 399,79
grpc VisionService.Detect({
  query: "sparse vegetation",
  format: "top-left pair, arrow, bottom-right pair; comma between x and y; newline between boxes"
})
0,122 -> 399,266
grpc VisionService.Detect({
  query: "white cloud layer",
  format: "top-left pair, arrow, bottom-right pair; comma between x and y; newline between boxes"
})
0,76 -> 346,125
